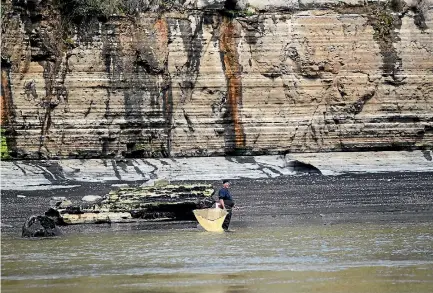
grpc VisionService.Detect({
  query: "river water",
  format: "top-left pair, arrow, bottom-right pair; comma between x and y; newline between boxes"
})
2,220 -> 433,293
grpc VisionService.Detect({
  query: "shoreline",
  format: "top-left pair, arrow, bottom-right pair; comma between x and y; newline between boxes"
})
2,171 -> 432,237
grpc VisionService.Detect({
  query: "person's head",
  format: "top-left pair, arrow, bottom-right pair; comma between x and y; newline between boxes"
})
222,179 -> 230,188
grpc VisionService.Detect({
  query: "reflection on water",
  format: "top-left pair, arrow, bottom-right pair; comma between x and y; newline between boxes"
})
2,222 -> 433,293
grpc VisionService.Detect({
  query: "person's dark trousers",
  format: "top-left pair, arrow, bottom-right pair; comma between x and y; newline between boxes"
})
222,199 -> 235,231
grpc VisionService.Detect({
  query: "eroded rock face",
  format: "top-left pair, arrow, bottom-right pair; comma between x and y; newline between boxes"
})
1,0 -> 432,159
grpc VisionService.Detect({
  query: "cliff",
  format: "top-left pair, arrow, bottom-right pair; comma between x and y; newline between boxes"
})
1,0 -> 432,159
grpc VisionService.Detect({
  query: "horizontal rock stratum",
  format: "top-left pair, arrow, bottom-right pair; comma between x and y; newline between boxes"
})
1,0 -> 432,159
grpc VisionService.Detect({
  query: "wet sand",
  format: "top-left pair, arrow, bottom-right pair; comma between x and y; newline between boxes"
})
2,172 -> 433,236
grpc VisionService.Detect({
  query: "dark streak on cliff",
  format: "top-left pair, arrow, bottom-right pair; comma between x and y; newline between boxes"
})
125,17 -> 172,158
9,0 -> 66,158
335,3 -> 404,84
161,57 -> 173,158
101,21 -> 122,157
411,0 -> 428,30
172,15 -> 204,104
154,18 -> 172,158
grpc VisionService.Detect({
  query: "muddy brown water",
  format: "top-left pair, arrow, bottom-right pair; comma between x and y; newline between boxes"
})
2,172 -> 433,293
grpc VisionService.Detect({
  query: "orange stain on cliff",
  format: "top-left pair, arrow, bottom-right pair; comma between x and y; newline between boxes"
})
1,68 -> 11,125
154,18 -> 169,56
154,18 -> 170,118
220,17 -> 245,148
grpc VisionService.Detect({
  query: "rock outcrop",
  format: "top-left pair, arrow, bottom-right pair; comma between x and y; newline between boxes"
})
46,183 -> 215,224
1,0 -> 432,159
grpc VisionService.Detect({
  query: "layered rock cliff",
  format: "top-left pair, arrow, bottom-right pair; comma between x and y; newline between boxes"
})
1,0 -> 432,159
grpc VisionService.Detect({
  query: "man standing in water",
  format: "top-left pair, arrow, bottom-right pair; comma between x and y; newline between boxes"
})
218,179 -> 235,231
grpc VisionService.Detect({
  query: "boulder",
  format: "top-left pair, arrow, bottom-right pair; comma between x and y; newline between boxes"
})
22,215 -> 62,237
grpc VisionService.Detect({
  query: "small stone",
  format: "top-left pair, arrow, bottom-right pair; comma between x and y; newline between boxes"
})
82,195 -> 103,202
111,184 -> 129,187
58,200 -> 73,208
50,197 -> 73,208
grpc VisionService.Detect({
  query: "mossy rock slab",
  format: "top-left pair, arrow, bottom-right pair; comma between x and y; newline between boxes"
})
101,184 -> 215,220
104,184 -> 215,204
48,184 -> 216,224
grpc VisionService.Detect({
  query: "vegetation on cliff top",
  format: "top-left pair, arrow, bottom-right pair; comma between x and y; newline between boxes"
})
55,0 -> 178,22
55,0 -> 259,23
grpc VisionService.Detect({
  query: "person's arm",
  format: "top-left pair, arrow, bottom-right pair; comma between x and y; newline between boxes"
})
219,198 -> 225,209
218,189 -> 224,209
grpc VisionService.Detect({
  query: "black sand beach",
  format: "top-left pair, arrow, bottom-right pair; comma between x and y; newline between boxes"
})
2,171 -> 432,236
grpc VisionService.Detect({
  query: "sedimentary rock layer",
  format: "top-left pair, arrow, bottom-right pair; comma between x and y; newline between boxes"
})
1,0 -> 432,159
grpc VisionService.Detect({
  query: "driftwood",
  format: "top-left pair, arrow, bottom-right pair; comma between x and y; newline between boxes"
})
46,183 -> 215,225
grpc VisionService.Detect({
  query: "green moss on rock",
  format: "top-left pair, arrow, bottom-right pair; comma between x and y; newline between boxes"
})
1,128 -> 9,160
100,184 -> 215,218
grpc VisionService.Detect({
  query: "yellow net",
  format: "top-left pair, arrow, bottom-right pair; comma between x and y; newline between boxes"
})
193,208 -> 228,232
